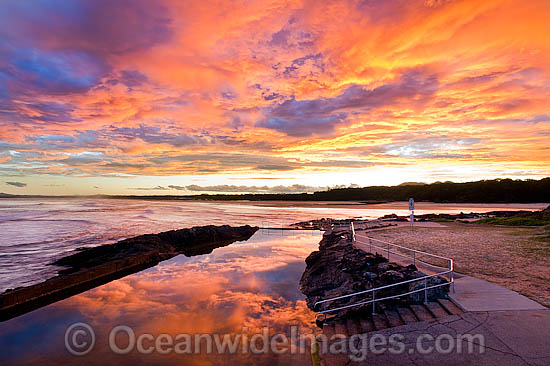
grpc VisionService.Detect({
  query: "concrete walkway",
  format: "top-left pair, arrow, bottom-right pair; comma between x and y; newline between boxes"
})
320,309 -> 550,366
450,276 -> 546,312
343,229 -> 549,365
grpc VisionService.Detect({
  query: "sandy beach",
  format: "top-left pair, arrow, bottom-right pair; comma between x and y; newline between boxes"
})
365,222 -> 550,307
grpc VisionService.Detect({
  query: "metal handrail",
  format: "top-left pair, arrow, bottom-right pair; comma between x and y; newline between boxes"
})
313,223 -> 455,316
354,233 -> 452,261
355,236 -> 453,272
317,281 -> 452,314
314,270 -> 452,307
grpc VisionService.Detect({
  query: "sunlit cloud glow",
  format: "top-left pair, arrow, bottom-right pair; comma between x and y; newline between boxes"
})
1,0 -> 549,194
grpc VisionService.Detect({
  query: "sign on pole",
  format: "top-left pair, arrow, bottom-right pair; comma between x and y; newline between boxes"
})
409,198 -> 414,227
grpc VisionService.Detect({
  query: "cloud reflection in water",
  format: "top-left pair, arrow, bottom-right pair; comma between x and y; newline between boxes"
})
0,230 -> 322,365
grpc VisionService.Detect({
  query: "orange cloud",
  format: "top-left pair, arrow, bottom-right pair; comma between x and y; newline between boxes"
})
1,0 -> 549,189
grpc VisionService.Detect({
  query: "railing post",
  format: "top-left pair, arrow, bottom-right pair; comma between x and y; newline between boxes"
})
370,238 -> 372,253
413,251 -> 416,266
450,259 -> 455,293
372,290 -> 376,315
424,278 -> 428,304
387,243 -> 390,260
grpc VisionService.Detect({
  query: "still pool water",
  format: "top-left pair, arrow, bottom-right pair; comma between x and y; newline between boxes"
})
0,230 -> 323,365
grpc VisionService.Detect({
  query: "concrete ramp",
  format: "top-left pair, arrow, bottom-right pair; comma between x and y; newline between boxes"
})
449,276 -> 546,312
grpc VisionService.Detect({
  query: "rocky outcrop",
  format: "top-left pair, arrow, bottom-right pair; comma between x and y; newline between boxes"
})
300,229 -> 448,320
54,225 -> 258,273
0,225 -> 258,321
291,218 -> 396,230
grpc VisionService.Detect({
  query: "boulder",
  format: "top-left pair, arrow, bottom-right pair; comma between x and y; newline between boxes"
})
299,229 -> 448,319
54,225 -> 258,273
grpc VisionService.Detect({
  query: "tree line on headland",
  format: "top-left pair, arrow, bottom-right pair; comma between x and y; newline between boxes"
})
125,178 -> 550,203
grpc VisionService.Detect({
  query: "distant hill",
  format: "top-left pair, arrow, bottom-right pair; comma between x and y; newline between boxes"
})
398,182 -> 427,186
0,193 -> 13,198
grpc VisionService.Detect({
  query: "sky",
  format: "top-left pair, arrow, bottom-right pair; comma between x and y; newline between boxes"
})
1,0 -> 549,195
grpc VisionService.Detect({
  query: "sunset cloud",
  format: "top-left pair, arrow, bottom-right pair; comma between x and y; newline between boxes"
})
1,0 -> 549,193
131,184 -> 325,194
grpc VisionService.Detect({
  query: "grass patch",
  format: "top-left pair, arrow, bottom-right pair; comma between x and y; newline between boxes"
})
533,234 -> 550,243
506,229 -> 532,236
476,217 -> 549,226
520,243 -> 550,257
515,229 -> 550,257
429,217 -> 454,222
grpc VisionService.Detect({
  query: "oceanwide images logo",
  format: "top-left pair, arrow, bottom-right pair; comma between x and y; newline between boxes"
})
65,323 -> 485,360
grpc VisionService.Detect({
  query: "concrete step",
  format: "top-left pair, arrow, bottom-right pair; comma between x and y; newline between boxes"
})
437,298 -> 463,315
320,301 -> 461,339
372,314 -> 389,330
425,301 -> 450,318
359,318 -> 375,333
397,307 -> 418,324
384,309 -> 404,328
410,304 -> 435,322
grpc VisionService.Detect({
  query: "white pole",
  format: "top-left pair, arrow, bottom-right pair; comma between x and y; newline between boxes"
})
409,198 -> 415,228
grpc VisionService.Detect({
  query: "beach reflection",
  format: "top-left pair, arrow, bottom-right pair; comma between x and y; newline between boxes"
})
0,230 -> 322,365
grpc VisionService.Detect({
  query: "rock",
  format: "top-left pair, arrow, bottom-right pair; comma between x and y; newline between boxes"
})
299,229 -> 448,320
380,270 -> 405,283
377,262 -> 392,272
291,218 -> 397,230
409,277 -> 449,303
363,272 -> 378,281
54,225 -> 258,273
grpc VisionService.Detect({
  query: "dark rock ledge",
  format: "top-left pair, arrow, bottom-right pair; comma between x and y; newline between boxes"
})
0,225 -> 258,321
299,228 -> 448,322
